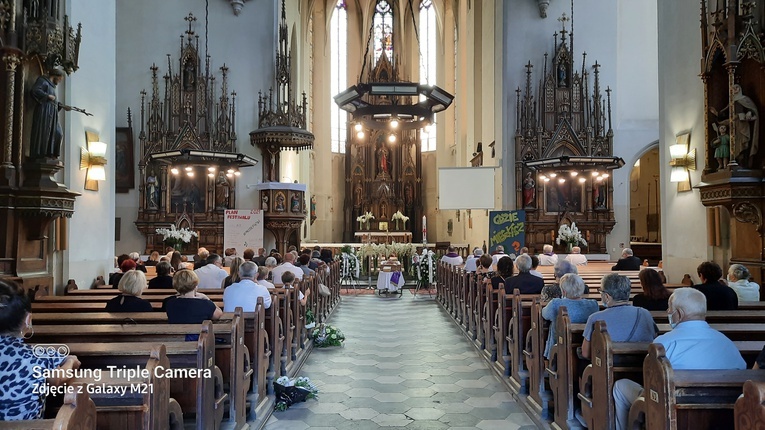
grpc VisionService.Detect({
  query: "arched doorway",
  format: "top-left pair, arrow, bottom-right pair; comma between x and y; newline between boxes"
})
629,145 -> 662,264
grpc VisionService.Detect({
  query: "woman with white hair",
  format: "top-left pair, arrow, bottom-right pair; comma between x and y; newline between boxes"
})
539,244 -> 558,266
106,270 -> 152,312
727,264 -> 760,302
541,274 -> 598,358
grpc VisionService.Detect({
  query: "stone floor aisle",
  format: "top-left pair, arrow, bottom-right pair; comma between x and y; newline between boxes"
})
264,293 -> 538,430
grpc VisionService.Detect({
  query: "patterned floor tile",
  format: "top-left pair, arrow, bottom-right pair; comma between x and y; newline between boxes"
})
262,295 -> 538,430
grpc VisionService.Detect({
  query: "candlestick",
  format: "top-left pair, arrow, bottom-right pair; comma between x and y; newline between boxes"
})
422,215 -> 427,245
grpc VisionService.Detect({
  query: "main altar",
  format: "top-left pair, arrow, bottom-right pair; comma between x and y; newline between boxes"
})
354,232 -> 413,244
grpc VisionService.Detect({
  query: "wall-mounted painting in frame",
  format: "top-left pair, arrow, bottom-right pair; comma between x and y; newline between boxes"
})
115,127 -> 135,193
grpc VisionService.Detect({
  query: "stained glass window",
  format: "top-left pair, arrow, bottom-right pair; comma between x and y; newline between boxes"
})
330,0 -> 347,153
420,0 -> 437,152
373,0 -> 394,63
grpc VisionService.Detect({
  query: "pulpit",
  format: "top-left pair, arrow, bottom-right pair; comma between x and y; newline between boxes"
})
257,182 -> 307,255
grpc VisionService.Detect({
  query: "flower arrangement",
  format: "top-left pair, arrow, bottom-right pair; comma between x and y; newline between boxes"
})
155,225 -> 198,250
358,242 -> 418,262
274,376 -> 319,411
310,324 -> 345,347
339,245 -> 360,279
555,222 -> 587,248
412,249 -> 437,284
356,211 -> 375,229
391,210 -> 410,229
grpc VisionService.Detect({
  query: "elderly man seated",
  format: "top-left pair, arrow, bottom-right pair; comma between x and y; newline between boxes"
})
611,248 -> 641,271
504,254 -> 544,295
441,245 -> 464,266
539,244 -> 558,266
564,246 -> 587,265
612,288 -> 746,430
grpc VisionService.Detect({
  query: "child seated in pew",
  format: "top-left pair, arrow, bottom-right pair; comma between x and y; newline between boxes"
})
0,279 -> 81,421
612,288 -> 746,430
105,270 -> 153,313
281,271 -> 309,307
164,269 -> 223,341
541,274 -> 598,359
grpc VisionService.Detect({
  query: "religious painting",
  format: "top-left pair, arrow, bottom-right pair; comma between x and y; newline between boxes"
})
544,179 -> 584,213
115,127 -> 135,193
169,167 -> 206,213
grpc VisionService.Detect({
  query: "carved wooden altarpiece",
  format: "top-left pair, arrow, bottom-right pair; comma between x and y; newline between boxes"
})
135,14 -> 244,254
515,15 -> 618,253
343,52 -> 423,243
697,0 -> 765,285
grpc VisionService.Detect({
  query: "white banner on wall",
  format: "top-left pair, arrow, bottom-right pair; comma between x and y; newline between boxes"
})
224,209 -> 264,256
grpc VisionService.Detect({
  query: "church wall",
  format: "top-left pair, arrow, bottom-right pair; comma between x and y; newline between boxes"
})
114,0 -> 276,255
61,0 -> 117,290
657,0 -> 708,282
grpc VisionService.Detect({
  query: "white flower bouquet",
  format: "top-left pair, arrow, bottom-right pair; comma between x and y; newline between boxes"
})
310,324 -> 345,347
156,225 -> 198,250
356,211 -> 375,229
555,222 -> 587,248
391,210 -> 409,229
274,375 -> 319,411
339,245 -> 360,279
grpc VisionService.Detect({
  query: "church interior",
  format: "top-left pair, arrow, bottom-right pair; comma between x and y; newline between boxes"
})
4,0 -> 765,429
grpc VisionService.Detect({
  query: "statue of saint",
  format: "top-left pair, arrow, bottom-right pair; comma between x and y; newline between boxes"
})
404,182 -> 413,206
261,194 -> 269,211
215,173 -> 230,209
30,69 -> 69,159
275,192 -> 286,212
310,195 -> 317,224
146,172 -> 159,210
557,62 -> 567,87
378,147 -> 390,175
711,122 -> 730,170
354,183 -> 363,206
183,60 -> 196,92
732,84 -> 759,167
522,172 -> 535,207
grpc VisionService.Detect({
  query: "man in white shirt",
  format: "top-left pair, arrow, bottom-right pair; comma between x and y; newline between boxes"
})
612,288 -> 746,430
270,252 -> 304,285
223,262 -> 272,311
194,254 -> 228,289
464,248 -> 483,272
441,246 -> 464,266
565,246 -> 588,265
491,245 -> 509,268
538,244 -> 559,266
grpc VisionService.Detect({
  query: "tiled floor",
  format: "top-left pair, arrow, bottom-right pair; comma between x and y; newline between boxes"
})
264,293 -> 538,430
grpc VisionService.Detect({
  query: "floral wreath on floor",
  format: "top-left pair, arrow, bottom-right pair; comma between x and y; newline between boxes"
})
274,376 -> 319,411
310,323 -> 346,347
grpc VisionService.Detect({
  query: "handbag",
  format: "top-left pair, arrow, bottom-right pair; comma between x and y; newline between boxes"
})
318,282 -> 331,297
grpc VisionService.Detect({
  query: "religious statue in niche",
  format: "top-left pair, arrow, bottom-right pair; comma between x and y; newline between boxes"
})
404,182 -> 413,207
378,146 -> 391,176
275,192 -> 286,212
30,69 -> 68,159
146,171 -> 159,210
183,59 -> 196,92
711,121 -> 730,170
290,193 -> 301,213
557,62 -> 567,88
354,182 -> 363,207
732,84 -> 759,167
523,172 -> 536,207
593,181 -> 606,209
261,193 -> 269,211
215,173 -> 231,210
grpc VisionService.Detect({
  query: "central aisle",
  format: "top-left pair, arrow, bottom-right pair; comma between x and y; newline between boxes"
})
264,294 -> 537,430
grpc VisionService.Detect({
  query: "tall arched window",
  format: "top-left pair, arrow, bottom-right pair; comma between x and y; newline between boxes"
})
330,0 -> 347,153
419,0 -> 437,152
373,0 -> 394,63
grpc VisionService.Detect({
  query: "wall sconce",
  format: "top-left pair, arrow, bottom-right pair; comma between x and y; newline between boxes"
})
669,131 -> 695,192
81,131 -> 107,191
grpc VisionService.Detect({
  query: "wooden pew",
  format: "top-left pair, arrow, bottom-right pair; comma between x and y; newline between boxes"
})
526,298 -> 554,419
545,307 -> 582,429
508,290 -> 532,394
579,322 -> 765,430
65,344 -> 183,430
628,343 -> 765,430
62,322 -> 224,430
0,390 -> 97,430
735,380 -> 765,430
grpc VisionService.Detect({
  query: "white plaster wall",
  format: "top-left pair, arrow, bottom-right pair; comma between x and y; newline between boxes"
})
61,0 -> 117,289
657,0 -> 708,282
502,0 -> 659,258
114,0 -> 276,254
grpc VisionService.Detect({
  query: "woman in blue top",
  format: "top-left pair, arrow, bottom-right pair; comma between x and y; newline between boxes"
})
0,279 -> 81,421
541,274 -> 599,358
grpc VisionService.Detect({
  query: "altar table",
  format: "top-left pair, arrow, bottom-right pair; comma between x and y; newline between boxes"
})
355,232 -> 412,244
376,271 -> 405,292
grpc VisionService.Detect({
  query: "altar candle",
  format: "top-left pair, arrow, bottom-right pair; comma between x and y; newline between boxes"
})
422,215 -> 427,244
